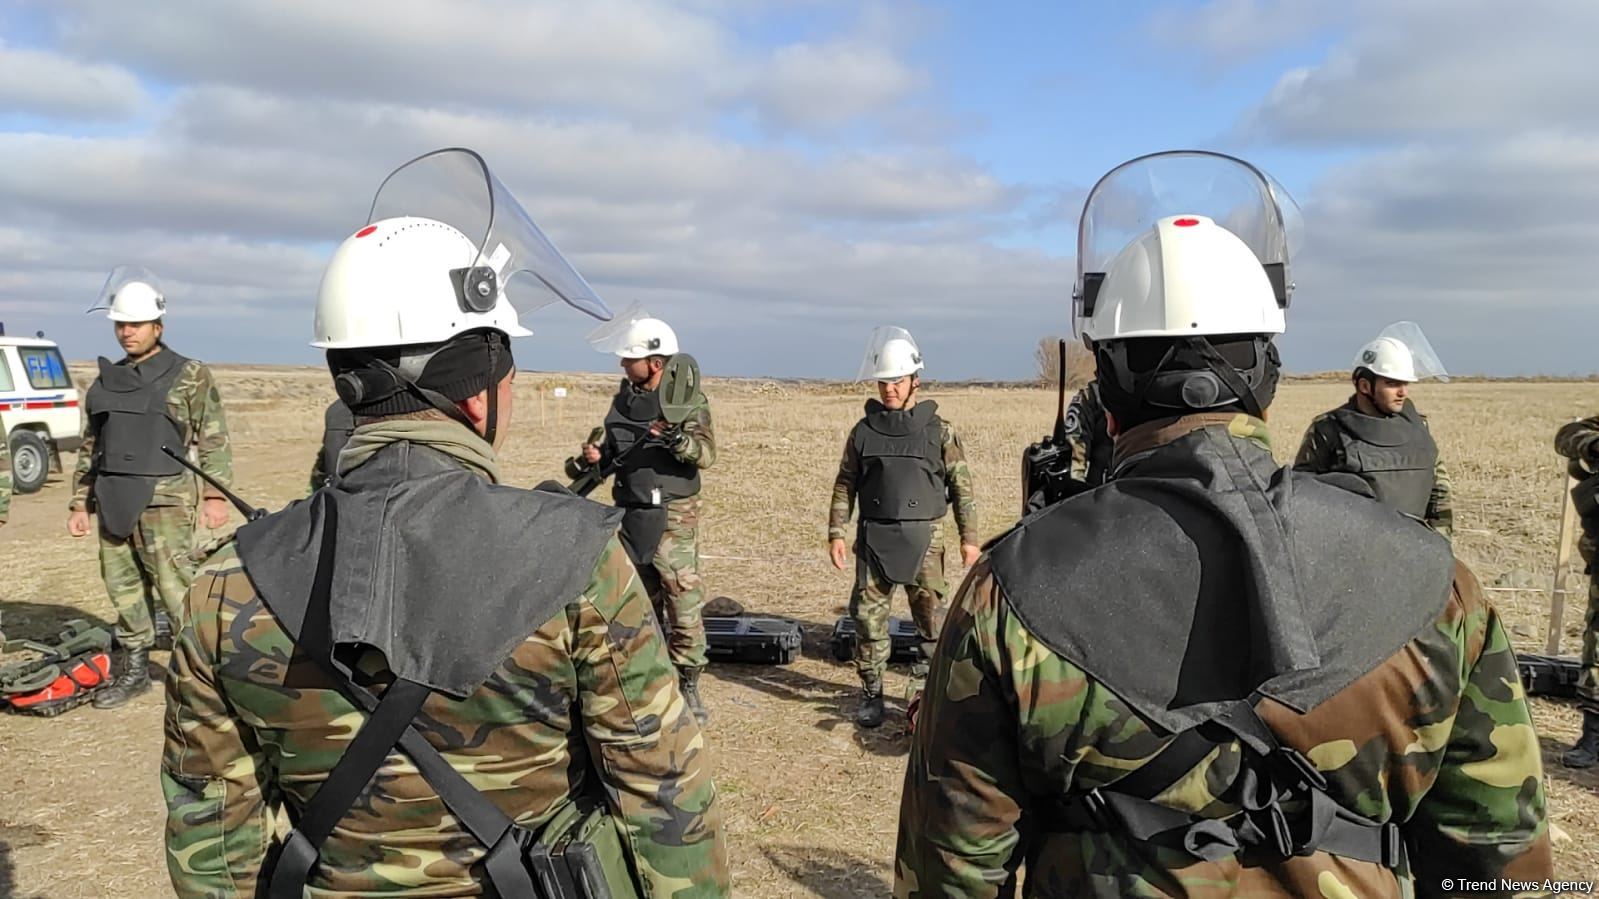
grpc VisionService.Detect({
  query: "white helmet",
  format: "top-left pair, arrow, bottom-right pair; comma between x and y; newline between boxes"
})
90,265 -> 167,322
611,318 -> 679,359
1354,322 -> 1448,383
313,216 -> 532,349
858,326 -> 924,380
1078,215 -> 1284,343
586,302 -> 679,358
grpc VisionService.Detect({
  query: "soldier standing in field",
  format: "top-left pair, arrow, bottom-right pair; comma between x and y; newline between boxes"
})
565,307 -> 716,725
1555,414 -> 1599,767
829,327 -> 979,729
161,149 -> 729,898
1294,323 -> 1454,538
67,266 -> 232,709
895,152 -> 1550,896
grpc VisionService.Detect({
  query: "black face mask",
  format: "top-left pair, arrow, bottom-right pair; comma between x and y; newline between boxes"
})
328,330 -> 514,442
1096,334 -> 1280,429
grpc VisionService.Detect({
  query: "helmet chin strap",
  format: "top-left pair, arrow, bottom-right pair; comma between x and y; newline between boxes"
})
482,332 -> 502,447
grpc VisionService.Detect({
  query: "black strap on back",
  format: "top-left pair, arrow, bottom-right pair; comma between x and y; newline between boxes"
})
265,508 -> 542,899
1051,697 -> 1405,870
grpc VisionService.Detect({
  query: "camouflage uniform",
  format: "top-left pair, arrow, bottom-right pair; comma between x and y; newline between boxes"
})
895,416 -> 1551,897
830,414 -> 978,689
163,435 -> 730,898
72,351 -> 231,651
1555,415 -> 1599,714
0,432 -> 10,525
1063,383 -> 1110,487
1295,397 -> 1454,538
571,394 -> 716,670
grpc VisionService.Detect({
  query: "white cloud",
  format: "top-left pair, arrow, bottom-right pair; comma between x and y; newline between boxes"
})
1233,0 -> 1599,144
53,0 -> 742,122
0,42 -> 148,121
1147,0 -> 1336,61
753,40 -> 922,131
0,1 -> 1068,379
1279,134 -> 1599,375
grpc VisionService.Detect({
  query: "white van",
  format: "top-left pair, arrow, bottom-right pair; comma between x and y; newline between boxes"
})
0,329 -> 83,493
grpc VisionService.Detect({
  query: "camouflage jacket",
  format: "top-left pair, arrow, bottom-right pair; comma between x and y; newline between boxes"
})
1294,397 -> 1454,538
162,433 -> 730,898
896,417 -> 1551,898
829,407 -> 978,545
71,348 -> 232,511
0,434 -> 10,524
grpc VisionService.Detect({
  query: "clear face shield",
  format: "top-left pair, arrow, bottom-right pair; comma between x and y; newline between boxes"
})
585,301 -> 657,356
856,325 -> 924,382
1072,150 -> 1303,339
1362,321 -> 1450,382
369,147 -> 612,326
87,264 -> 165,315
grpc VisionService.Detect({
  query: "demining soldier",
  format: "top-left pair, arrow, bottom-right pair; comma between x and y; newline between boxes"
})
161,148 -> 729,898
1294,323 -> 1454,538
829,327 -> 978,729
1063,380 -> 1111,488
307,398 -> 355,492
1555,414 -> 1599,767
895,151 -> 1550,897
68,266 -> 232,709
566,307 -> 716,725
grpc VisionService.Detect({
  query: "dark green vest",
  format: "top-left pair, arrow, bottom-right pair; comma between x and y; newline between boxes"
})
603,381 -> 700,508
1326,399 -> 1437,519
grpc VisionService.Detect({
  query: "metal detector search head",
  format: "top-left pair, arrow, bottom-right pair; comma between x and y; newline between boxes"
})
657,353 -> 702,424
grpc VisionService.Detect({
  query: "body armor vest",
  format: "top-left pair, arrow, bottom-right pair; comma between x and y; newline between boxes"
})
235,441 -> 627,898
603,382 -> 700,508
989,422 -> 1455,873
1326,399 -> 1437,519
84,349 -> 191,538
321,400 -> 356,483
85,349 -> 189,478
850,400 -> 947,522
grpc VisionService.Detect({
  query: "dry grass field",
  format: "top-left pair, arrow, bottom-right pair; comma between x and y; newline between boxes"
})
1,365 -> 1595,896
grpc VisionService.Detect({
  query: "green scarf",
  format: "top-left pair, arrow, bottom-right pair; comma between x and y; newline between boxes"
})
338,419 -> 501,483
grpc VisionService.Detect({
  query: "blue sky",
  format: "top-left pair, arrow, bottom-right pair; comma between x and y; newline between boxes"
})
1,0 -> 1594,379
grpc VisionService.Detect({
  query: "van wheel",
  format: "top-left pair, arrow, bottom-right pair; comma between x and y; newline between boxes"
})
9,430 -> 50,494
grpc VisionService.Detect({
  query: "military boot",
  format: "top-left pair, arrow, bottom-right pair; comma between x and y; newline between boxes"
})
1562,711 -> 1599,769
93,647 -> 152,709
856,678 -> 885,729
679,666 -> 709,726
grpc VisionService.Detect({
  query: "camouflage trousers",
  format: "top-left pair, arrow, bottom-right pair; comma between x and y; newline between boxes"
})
850,520 -> 948,690
99,504 -> 197,652
1579,534 -> 1598,713
638,496 -> 708,670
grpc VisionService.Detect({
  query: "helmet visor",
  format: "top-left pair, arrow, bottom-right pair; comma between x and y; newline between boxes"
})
87,264 -> 163,314
369,148 -> 612,324
857,325 -> 923,381
1074,151 -> 1302,336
